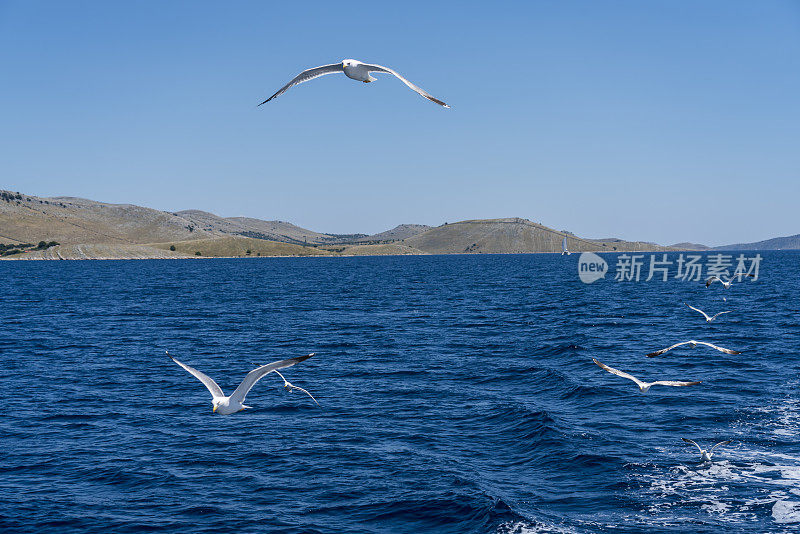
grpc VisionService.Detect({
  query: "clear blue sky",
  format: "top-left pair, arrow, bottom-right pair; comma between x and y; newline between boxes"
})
1,1 -> 798,246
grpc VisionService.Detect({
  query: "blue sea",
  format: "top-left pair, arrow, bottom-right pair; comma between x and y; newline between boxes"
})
2,252 -> 799,533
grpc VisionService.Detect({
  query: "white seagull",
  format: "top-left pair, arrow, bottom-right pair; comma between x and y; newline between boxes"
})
592,358 -> 701,393
682,438 -> 732,462
273,370 -> 320,407
646,340 -> 741,358
706,274 -> 755,288
684,302 -> 732,322
166,351 -> 316,414
259,59 -> 450,107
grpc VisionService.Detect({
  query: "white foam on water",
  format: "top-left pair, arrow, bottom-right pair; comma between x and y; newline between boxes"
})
745,390 -> 800,439
772,500 -> 800,524
633,453 -> 800,525
632,386 -> 800,526
497,520 -> 580,534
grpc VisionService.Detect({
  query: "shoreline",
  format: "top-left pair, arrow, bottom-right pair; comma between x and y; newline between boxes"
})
3,249 -> 778,262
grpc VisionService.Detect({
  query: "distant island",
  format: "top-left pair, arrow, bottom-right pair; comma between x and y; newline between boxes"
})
0,190 -> 796,260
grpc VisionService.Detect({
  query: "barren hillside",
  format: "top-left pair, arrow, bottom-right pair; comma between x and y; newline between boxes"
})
0,191 -> 212,245
177,210 -> 333,244
404,218 -> 675,254
358,224 -> 432,242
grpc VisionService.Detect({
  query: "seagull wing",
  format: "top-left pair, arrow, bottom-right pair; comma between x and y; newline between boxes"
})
272,370 -> 320,407
696,341 -> 741,355
258,64 -> 344,105
166,351 -> 224,398
229,353 -> 315,404
646,341 -> 690,358
290,384 -> 321,407
682,438 -> 703,452
685,303 -> 711,321
710,311 -> 732,321
272,369 -> 290,386
362,63 -> 450,108
651,380 -> 701,387
593,358 -> 646,388
706,276 -> 720,287
711,440 -> 732,452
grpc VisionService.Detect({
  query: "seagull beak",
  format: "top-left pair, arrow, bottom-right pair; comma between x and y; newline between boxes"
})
213,405 -> 218,413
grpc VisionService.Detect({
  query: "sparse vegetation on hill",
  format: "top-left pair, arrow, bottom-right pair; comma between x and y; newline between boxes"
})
0,240 -> 59,256
152,236 -> 335,258
0,191 -> 23,203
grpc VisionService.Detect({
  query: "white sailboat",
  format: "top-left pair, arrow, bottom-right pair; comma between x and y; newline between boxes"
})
561,236 -> 570,256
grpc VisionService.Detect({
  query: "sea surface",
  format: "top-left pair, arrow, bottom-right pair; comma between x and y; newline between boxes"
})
1,252 -> 799,533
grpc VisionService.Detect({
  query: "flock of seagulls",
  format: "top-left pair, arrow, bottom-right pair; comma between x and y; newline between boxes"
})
166,61 -> 755,468
592,272 -> 752,462
166,351 -> 319,414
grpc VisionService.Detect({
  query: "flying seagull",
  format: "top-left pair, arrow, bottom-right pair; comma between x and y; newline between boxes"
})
684,302 -> 732,322
682,438 -> 732,462
706,274 -> 755,288
259,59 -> 450,107
166,351 -> 315,414
646,340 -> 741,358
592,358 -> 701,393
273,369 -> 320,407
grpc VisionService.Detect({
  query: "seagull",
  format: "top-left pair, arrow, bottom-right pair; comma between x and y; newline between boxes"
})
273,370 -> 320,407
166,351 -> 316,414
684,302 -> 732,322
592,358 -> 701,393
646,340 -> 741,358
682,438 -> 732,462
706,274 -> 755,288
258,59 -> 450,107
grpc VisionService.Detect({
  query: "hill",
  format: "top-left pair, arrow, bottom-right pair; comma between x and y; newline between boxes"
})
358,224 -> 432,242
0,191 -> 212,245
713,234 -> 800,251
177,210 -> 334,244
403,218 -> 675,254
669,242 -> 712,251
13,189 -> 789,260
